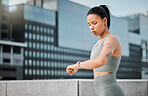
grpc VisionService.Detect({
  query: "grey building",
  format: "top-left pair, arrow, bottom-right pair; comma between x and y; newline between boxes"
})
121,13 -> 148,79
0,0 -> 26,80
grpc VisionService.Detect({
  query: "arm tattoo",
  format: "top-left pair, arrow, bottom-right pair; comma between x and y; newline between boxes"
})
106,51 -> 112,60
104,43 -> 112,60
104,43 -> 112,49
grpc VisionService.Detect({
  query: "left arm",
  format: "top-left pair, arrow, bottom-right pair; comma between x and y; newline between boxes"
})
66,36 -> 117,75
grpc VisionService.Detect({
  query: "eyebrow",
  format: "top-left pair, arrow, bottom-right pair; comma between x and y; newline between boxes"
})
87,21 -> 97,24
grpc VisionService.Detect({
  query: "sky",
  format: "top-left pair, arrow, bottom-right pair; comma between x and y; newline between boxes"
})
70,0 -> 148,17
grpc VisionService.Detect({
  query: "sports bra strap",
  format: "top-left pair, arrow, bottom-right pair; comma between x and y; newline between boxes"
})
102,34 -> 111,41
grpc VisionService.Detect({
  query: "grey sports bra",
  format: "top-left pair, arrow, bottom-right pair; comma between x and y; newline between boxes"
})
90,34 -> 121,73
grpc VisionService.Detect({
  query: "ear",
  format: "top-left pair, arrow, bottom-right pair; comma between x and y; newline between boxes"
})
103,17 -> 107,24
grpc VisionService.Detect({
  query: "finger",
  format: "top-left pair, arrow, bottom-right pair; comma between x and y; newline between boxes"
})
66,67 -> 72,72
67,67 -> 73,70
67,70 -> 73,74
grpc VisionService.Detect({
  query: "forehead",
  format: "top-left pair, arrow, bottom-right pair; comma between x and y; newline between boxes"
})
87,14 -> 101,22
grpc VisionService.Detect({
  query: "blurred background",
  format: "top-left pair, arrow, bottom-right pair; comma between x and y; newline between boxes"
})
0,0 -> 148,80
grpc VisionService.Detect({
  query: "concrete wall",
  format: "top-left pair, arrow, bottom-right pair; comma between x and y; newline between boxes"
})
0,79 -> 148,96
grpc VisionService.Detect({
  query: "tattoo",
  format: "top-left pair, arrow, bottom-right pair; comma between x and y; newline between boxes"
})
106,51 -> 112,60
104,43 -> 112,49
104,43 -> 112,60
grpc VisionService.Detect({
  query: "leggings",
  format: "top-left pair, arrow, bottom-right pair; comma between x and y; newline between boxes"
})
94,74 -> 125,96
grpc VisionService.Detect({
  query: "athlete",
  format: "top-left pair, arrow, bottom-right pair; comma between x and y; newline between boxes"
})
66,5 -> 125,96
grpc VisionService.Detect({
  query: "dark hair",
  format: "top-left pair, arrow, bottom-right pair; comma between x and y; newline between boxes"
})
87,5 -> 110,29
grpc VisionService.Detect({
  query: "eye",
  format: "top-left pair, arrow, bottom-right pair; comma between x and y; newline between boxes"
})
88,24 -> 91,26
93,22 -> 97,25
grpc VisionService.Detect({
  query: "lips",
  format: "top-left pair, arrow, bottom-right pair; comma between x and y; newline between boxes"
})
92,31 -> 96,34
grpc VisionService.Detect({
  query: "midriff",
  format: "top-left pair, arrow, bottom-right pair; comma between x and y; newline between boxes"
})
94,71 -> 113,78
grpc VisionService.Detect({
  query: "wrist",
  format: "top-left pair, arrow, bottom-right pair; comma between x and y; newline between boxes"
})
76,61 -> 81,69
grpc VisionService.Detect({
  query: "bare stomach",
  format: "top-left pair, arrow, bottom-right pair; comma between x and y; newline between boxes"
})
94,71 -> 113,78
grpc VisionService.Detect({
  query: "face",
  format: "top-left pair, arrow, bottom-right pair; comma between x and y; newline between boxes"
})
87,14 -> 107,36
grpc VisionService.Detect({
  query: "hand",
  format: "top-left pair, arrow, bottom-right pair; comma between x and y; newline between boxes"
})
66,64 -> 79,75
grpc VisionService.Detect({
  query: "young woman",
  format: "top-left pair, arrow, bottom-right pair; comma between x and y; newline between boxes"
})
66,5 -> 125,96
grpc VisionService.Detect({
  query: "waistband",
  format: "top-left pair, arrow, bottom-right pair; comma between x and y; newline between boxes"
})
94,74 -> 117,86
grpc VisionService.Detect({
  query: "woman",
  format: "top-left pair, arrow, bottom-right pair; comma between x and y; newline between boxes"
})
66,5 -> 125,96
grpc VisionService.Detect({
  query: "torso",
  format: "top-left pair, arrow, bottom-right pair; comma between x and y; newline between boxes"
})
93,34 -> 122,78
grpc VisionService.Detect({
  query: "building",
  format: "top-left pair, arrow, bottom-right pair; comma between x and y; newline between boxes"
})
121,13 -> 148,79
0,0 -> 26,80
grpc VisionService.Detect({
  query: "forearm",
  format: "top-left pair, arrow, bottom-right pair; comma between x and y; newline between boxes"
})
77,57 -> 106,69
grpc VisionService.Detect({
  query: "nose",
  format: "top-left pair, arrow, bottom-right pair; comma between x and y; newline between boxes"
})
89,25 -> 94,30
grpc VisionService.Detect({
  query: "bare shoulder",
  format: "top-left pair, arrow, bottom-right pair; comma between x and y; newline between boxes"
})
104,34 -> 120,44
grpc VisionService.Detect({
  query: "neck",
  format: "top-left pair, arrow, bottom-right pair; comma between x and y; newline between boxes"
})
99,29 -> 110,39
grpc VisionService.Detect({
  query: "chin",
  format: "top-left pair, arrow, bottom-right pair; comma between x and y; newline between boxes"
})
94,34 -> 99,36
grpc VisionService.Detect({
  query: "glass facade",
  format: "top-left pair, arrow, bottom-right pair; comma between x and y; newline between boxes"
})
24,4 -> 56,26
58,0 -> 97,51
23,20 -> 92,79
122,16 -> 140,34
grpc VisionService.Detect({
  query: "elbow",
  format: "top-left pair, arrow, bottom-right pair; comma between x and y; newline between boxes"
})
95,59 -> 104,68
95,58 -> 106,67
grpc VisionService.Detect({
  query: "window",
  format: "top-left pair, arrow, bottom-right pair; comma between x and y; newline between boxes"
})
33,33 -> 36,40
37,60 -> 40,66
40,43 -> 43,50
37,43 -> 40,49
37,34 -> 40,40
13,46 -> 21,54
141,41 -> 148,62
40,35 -> 43,41
25,24 -> 28,30
29,24 -> 32,30
127,16 -> 140,34
44,28 -> 47,33
3,59 -> 10,63
48,29 -> 50,34
37,51 -> 40,58
1,32 -> 8,38
29,33 -> 32,39
51,37 -> 54,43
41,70 -> 43,76
29,42 -> 32,48
40,27 -> 43,32
33,69 -> 36,75
33,42 -> 36,49
25,69 -> 28,75
44,44 -> 47,50
44,36 -> 47,42
44,52 -> 47,58
3,45 -> 10,53
25,60 -> 28,66
41,52 -> 43,58
29,69 -> 32,75
29,59 -> 32,66
44,61 -> 47,67
2,15 -> 8,21
33,51 -> 36,57
29,50 -> 32,57
37,69 -> 40,75
25,32 -> 28,39
33,25 -> 36,31
41,60 -> 43,67
44,70 -> 47,75
1,24 -> 8,29
37,26 -> 39,32
51,29 -> 54,34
